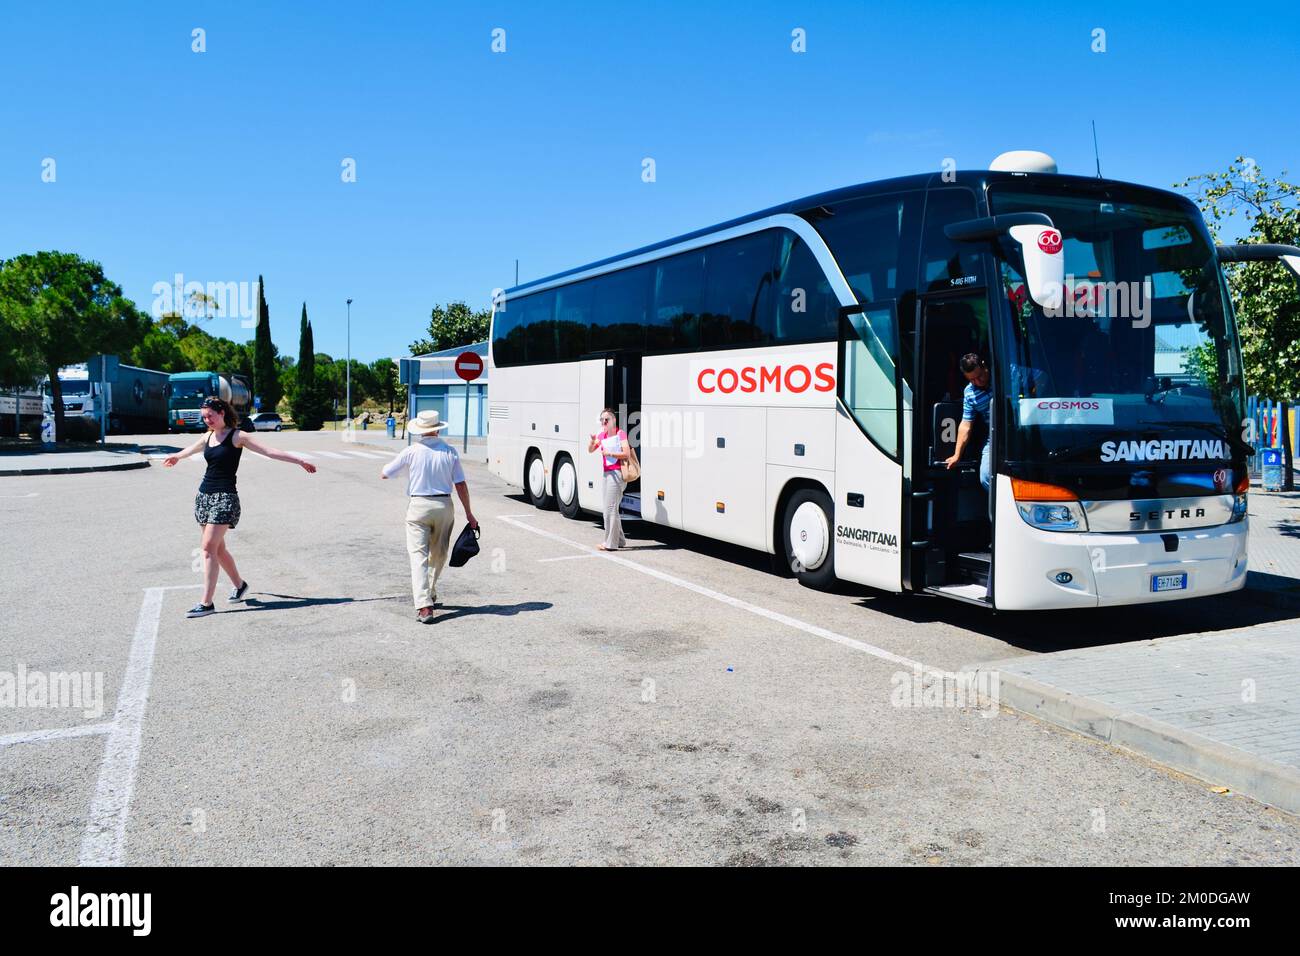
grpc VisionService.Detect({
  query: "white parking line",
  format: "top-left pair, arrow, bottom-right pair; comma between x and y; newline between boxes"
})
79,586 -> 167,866
340,450 -> 386,459
498,514 -> 948,678
538,553 -> 599,563
0,721 -> 114,748
313,451 -> 351,459
0,492 -> 40,498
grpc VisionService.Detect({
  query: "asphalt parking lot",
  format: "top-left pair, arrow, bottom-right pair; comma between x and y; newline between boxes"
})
2,431 -> 1298,865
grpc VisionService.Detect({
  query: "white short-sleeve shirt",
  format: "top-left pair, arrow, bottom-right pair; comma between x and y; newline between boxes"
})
382,436 -> 466,496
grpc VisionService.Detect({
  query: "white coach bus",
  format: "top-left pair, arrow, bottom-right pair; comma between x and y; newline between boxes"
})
487,152 -> 1300,610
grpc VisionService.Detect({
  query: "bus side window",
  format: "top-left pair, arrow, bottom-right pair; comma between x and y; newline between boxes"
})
523,290 -> 558,364
651,250 -> 705,352
591,264 -> 651,351
920,189 -> 981,291
555,281 -> 593,361
773,233 -> 837,344
492,298 -> 526,368
700,231 -> 776,349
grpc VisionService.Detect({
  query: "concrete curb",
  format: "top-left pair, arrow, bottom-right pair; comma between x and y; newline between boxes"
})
972,666 -> 1300,816
0,458 -> 151,477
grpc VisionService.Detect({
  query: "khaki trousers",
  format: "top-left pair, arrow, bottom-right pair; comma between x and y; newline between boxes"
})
406,496 -> 455,608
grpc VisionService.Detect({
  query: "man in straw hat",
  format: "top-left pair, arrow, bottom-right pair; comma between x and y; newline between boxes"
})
380,409 -> 479,623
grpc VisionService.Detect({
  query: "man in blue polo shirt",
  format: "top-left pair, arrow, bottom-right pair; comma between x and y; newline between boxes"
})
944,352 -> 1045,492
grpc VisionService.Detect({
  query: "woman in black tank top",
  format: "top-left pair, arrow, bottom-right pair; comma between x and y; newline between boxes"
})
163,396 -> 317,618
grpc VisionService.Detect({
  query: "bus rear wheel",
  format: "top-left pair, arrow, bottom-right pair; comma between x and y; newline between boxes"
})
524,450 -> 551,508
554,455 -> 581,519
782,488 -> 836,591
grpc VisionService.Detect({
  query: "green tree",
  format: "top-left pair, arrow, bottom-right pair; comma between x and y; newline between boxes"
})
289,304 -> 326,430
408,301 -> 491,355
0,293 -> 44,389
0,252 -> 147,442
1177,159 -> 1300,399
129,318 -> 188,373
252,275 -> 282,413
370,357 -> 402,412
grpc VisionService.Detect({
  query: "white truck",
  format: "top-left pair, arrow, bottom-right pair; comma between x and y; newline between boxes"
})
47,363 -> 169,438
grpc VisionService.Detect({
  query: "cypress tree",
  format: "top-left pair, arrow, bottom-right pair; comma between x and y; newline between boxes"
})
253,274 -> 282,412
291,303 -> 324,430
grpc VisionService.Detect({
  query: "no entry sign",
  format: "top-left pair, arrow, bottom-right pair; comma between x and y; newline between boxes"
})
455,351 -> 484,382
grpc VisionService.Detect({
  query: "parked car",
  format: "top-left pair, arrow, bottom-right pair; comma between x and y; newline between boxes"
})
250,413 -> 284,432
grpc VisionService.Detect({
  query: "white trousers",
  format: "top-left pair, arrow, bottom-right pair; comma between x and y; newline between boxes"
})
602,471 -> 627,549
406,496 -> 454,608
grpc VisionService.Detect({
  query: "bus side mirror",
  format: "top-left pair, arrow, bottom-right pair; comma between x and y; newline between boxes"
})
1008,224 -> 1065,312
945,212 -> 1063,311
1217,243 -> 1300,286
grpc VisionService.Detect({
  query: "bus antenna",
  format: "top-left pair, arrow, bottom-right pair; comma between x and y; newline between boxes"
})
1091,120 -> 1103,178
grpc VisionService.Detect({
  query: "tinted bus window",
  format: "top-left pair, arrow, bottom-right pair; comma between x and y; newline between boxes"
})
650,251 -> 705,352
701,231 -> 776,348
591,264 -> 651,351
492,300 -> 526,367
773,232 -> 837,343
813,195 -> 909,303
921,189 -> 980,291
523,290 -> 557,364
555,281 -> 593,361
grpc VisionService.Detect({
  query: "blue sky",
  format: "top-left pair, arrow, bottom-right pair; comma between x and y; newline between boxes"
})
1,1 -> 1295,363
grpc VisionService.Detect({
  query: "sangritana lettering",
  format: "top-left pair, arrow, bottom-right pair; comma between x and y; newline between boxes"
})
697,362 -> 835,395
1099,439 -> 1227,462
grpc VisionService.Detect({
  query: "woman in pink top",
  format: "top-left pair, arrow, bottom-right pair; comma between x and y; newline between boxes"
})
587,407 -> 629,550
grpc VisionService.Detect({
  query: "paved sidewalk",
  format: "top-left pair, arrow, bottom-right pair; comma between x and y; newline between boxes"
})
0,443 -> 149,476
974,620 -> 1300,814
1246,490 -> 1300,610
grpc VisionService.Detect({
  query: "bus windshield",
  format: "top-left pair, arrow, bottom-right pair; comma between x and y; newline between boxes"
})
988,183 -> 1244,467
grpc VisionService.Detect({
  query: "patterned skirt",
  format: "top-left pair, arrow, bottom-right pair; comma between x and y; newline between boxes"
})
194,491 -> 241,528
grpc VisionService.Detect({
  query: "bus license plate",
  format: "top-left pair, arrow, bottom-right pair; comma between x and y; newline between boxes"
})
1151,572 -> 1188,593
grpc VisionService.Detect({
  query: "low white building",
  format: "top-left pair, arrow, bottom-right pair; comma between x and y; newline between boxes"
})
401,341 -> 488,438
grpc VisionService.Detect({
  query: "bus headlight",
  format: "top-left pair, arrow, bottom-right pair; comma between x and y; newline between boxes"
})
1228,474 -> 1248,523
1016,501 -> 1088,531
1011,479 -> 1088,532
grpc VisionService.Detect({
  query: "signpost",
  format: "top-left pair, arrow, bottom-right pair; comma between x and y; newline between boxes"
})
87,354 -> 119,444
398,358 -> 420,445
454,351 -> 484,454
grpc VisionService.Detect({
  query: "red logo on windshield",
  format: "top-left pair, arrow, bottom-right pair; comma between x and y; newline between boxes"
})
1037,229 -> 1063,255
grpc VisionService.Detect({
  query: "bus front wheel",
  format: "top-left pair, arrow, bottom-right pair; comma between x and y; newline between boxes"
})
782,488 -> 836,591
524,451 -> 551,509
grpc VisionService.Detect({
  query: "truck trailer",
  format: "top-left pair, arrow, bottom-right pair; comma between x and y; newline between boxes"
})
46,363 -> 169,438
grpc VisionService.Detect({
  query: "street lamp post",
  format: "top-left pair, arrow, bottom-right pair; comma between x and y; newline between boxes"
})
346,298 -> 353,426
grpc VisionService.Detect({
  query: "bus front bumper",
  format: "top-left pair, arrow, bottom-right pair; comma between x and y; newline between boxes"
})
993,479 -> 1249,610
